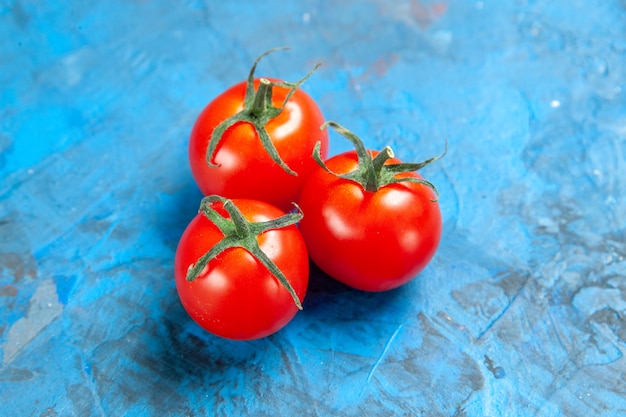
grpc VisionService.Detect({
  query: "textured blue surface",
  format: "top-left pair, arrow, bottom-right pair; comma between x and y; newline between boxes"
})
1,1 -> 626,416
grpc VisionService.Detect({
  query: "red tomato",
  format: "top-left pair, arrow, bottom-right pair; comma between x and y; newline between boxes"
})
175,197 -> 309,340
297,123 -> 443,292
189,62 -> 328,211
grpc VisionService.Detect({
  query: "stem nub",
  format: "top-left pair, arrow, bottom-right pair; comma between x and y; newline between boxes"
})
205,48 -> 321,177
315,121 -> 447,198
251,78 -> 273,117
186,195 -> 304,310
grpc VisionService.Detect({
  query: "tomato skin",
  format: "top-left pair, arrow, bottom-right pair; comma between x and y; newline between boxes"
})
297,151 -> 442,292
174,199 -> 309,340
188,78 -> 328,212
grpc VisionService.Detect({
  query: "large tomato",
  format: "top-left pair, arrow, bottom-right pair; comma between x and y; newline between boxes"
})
175,196 -> 309,340
188,50 -> 328,211
298,122 -> 444,292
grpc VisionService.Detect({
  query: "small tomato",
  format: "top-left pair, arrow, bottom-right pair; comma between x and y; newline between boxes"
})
298,122 -> 445,292
175,196 -> 309,340
188,48 -> 328,211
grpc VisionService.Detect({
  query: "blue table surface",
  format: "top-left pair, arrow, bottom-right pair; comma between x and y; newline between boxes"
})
1,1 -> 625,416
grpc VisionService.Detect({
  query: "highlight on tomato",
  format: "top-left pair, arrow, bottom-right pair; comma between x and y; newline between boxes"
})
188,48 -> 329,212
174,195 -> 309,340
297,121 -> 446,292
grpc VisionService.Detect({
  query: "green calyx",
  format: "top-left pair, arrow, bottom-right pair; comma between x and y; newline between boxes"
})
206,47 -> 321,176
185,195 -> 304,310
313,121 -> 447,198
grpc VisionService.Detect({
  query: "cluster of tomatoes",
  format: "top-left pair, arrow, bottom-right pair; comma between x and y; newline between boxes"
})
174,49 -> 445,341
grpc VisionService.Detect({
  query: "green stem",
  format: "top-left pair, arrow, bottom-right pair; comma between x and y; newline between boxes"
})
222,199 -> 252,238
317,121 -> 446,197
186,195 -> 304,310
251,78 -> 272,117
244,46 -> 290,104
205,48 -> 320,176
366,146 -> 394,192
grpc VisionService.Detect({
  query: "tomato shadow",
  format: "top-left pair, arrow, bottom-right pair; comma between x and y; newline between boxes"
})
153,294 -> 272,384
305,261 -> 354,297
302,261 -> 417,322
146,261 -> 420,397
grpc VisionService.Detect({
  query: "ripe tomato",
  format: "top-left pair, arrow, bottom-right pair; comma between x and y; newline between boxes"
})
188,50 -> 328,211
175,196 -> 309,340
298,122 -> 444,292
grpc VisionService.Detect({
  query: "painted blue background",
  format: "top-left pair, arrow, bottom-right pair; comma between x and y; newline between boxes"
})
1,1 -> 625,416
